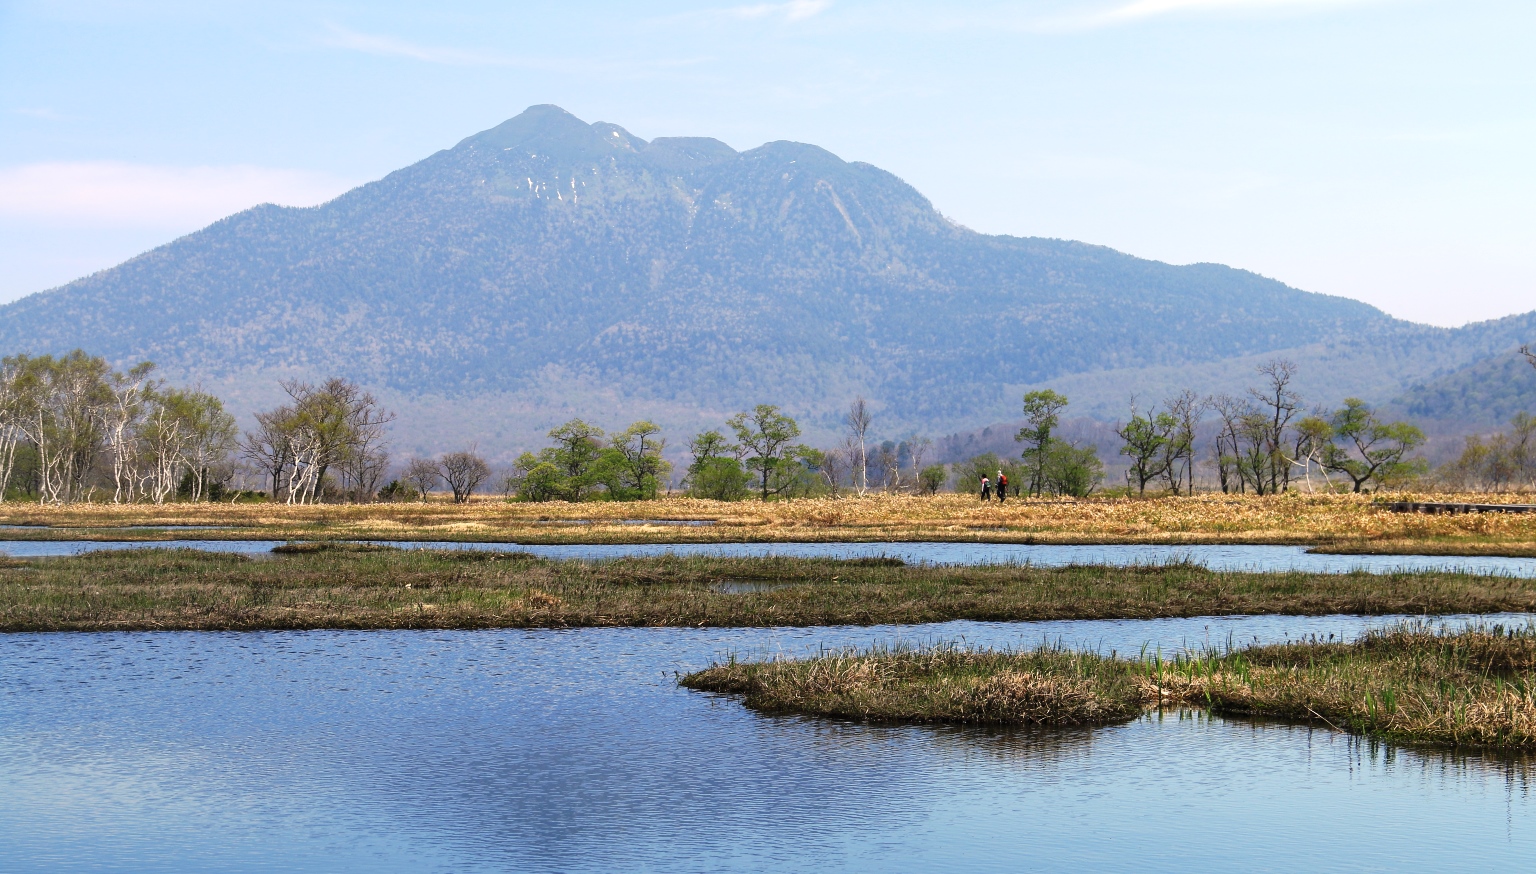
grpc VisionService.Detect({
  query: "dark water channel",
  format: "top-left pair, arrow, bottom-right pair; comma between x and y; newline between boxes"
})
4,538 -> 1536,577
2,616 -> 1534,872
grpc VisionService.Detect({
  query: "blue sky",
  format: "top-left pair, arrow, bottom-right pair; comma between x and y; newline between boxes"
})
1,0 -> 1531,326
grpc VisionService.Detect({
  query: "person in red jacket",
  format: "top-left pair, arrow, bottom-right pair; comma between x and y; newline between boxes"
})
996,470 -> 1008,504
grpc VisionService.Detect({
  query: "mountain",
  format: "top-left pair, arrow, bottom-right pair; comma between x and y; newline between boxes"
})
1388,351 -> 1536,431
2,104 -> 1532,455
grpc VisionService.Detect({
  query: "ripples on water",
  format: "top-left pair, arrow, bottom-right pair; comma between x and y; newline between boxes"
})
2,618 -> 1534,872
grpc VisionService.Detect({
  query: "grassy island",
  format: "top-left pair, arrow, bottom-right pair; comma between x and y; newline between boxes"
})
2,546 -> 1535,632
682,624 -> 1536,750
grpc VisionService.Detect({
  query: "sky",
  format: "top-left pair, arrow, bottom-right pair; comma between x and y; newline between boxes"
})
0,0 -> 1532,327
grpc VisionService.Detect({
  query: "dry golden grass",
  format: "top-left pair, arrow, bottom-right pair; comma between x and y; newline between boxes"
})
0,493 -> 1534,553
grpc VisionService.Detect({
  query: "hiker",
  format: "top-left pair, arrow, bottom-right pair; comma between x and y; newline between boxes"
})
980,475 -> 991,502
996,470 -> 1007,504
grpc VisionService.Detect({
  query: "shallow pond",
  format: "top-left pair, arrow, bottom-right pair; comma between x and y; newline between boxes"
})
2,616 -> 1534,872
3,538 -> 1536,577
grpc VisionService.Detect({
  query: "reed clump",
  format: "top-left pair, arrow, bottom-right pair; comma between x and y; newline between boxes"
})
683,644 -> 1146,726
1163,624 -> 1536,749
684,625 -> 1536,749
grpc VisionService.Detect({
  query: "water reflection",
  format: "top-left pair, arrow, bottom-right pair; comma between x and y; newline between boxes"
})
1,622 -> 1533,873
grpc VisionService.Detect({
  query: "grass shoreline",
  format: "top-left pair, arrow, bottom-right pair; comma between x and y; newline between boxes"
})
4,533 -> 1536,559
0,494 -> 1533,555
4,547 -> 1536,633
681,624 -> 1536,750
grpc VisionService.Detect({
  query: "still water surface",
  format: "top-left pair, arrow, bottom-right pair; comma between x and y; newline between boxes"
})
3,616 -> 1534,872
2,538 -> 1535,576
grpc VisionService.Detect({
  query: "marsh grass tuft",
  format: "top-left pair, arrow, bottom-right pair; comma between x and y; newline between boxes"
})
684,625 -> 1536,749
4,549 -> 1536,632
683,643 -> 1146,727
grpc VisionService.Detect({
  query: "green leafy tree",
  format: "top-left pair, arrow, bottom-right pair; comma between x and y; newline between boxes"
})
775,446 -> 830,498
1289,415 -> 1337,492
546,419 -> 606,501
1016,390 -> 1068,497
685,429 -> 749,501
1117,402 -> 1175,496
917,464 -> 948,495
957,453 -> 1001,496
376,480 -> 417,502
1043,441 -> 1104,497
608,421 -> 670,500
1319,398 -> 1426,492
727,405 -> 803,501
510,452 -> 563,502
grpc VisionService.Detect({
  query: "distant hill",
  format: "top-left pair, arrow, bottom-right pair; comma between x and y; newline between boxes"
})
1388,351 -> 1536,431
1,104 -> 1532,455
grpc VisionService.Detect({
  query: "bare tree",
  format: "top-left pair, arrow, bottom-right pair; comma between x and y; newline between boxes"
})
180,391 -> 237,502
99,362 -> 155,503
1210,394 -> 1244,493
844,397 -> 872,496
440,450 -> 490,504
874,442 -> 901,492
908,436 -> 933,486
1160,391 -> 1207,495
27,352 -> 111,503
139,389 -> 198,504
343,446 -> 390,503
242,407 -> 294,501
249,378 -> 393,504
403,457 -> 441,502
0,357 -> 33,502
1524,344 -> 1536,371
819,438 -> 854,496
1249,359 -> 1302,494
1209,393 -> 1285,495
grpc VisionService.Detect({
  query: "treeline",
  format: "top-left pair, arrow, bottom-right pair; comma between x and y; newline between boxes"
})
0,352 -> 236,503
1016,354 -> 1535,497
4,348 -> 1530,504
1108,361 -> 1427,495
1437,345 -> 1536,491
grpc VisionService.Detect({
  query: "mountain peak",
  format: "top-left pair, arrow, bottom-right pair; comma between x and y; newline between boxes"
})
458,104 -> 644,159
0,105 -> 1446,455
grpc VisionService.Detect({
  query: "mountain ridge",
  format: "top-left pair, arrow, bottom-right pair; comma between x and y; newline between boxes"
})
1,104 -> 1529,455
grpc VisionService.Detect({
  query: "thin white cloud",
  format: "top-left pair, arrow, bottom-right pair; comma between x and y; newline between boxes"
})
1081,0 -> 1388,27
317,24 -> 709,74
13,107 -> 80,121
0,162 -> 357,228
318,24 -> 515,67
729,0 -> 833,21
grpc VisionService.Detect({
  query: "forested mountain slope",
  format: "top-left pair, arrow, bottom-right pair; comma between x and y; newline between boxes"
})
1387,351 -> 1536,431
1,104 -> 1529,452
